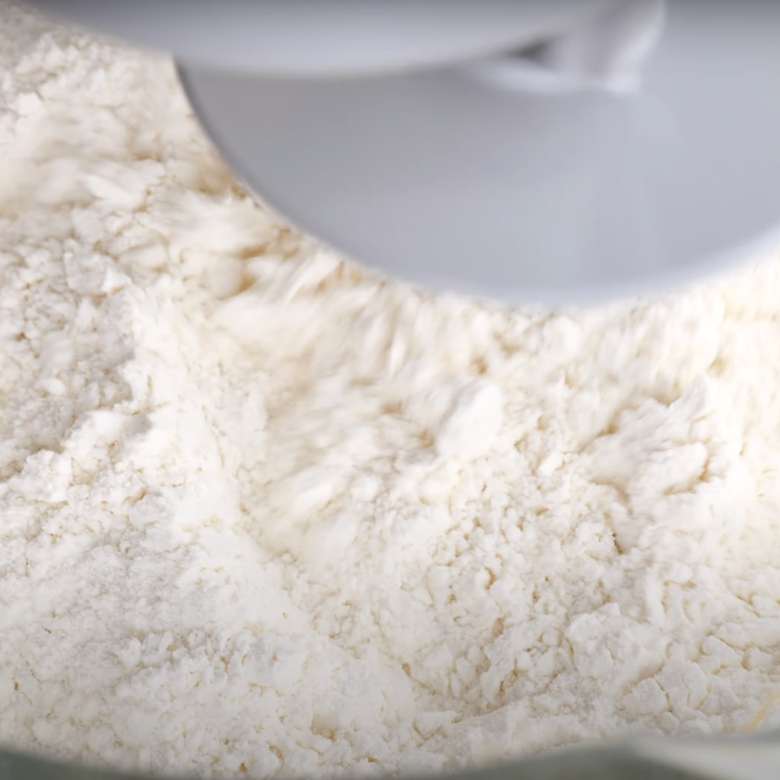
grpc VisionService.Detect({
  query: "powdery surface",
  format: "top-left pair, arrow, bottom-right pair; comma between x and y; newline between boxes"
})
2,3 -> 780,777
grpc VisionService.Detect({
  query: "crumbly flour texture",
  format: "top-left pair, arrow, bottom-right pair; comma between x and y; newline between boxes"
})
3,3 -> 780,777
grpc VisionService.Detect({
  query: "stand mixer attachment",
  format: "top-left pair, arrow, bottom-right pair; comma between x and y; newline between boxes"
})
25,0 -> 780,304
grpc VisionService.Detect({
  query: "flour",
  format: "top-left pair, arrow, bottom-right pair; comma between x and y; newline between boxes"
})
3,2 -> 780,777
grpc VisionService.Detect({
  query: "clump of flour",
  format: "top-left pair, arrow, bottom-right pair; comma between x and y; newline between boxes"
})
2,2 -> 780,777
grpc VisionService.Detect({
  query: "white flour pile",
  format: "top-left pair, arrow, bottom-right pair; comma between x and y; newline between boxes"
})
3,3 -> 780,778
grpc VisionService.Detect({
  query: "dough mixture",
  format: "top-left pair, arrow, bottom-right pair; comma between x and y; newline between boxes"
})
2,3 -> 780,777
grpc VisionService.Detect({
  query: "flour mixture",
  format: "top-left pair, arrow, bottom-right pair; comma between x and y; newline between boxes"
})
2,2 -> 780,778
